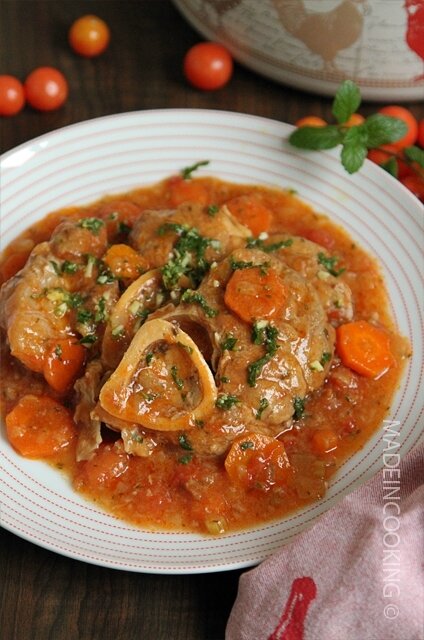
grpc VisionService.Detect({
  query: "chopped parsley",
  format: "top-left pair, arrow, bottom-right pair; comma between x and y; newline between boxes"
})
255,397 -> 269,419
220,334 -> 237,351
240,440 -> 254,451
246,237 -> 293,252
170,365 -> 184,390
78,217 -> 105,235
158,223 -> 219,290
96,260 -> 116,284
247,323 -> 279,387
178,454 -> 193,465
230,257 -> 254,271
54,344 -> 63,359
293,396 -> 305,420
320,351 -> 332,366
178,434 -> 193,451
317,252 -> 345,277
94,296 -> 108,323
61,260 -> 79,274
46,288 -> 84,317
49,260 -> 61,275
180,160 -> 209,180
145,352 -> 154,366
215,394 -> 240,410
118,221 -> 131,234
79,334 -> 98,346
181,291 -> 218,318
77,308 -> 94,325
206,204 -> 219,217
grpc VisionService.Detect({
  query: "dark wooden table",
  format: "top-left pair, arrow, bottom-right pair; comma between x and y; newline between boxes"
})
0,2 -> 422,639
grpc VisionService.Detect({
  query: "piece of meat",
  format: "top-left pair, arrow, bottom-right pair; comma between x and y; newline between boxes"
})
74,359 -> 105,461
0,218 -> 118,373
129,202 -> 250,270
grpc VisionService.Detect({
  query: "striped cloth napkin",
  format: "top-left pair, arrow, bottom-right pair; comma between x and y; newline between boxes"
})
226,442 -> 424,640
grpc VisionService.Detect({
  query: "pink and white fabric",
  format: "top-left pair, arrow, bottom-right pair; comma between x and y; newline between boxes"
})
227,443 -> 424,640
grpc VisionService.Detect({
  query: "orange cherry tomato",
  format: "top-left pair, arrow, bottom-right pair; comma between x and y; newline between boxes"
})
295,116 -> 327,128
378,105 -> 418,150
344,113 -> 365,127
69,15 -> 110,58
0,75 -> 25,116
24,67 -> 68,112
183,42 -> 233,91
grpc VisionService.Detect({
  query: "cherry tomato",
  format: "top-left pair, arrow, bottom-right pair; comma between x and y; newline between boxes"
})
69,15 -> 110,57
344,112 -> 365,127
0,75 -> 25,116
183,42 -> 233,91
295,115 -> 327,128
400,175 -> 424,201
418,119 -> 424,149
24,67 -> 68,112
378,105 -> 418,150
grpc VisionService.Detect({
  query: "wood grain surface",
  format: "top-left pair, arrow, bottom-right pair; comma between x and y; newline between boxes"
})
0,2 -> 422,640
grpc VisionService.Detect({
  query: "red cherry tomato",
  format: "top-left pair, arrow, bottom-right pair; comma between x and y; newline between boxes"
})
418,119 -> 424,149
24,67 -> 68,112
69,15 -> 110,57
378,105 -> 418,150
295,115 -> 327,128
0,75 -> 25,116
183,42 -> 233,91
400,175 -> 424,201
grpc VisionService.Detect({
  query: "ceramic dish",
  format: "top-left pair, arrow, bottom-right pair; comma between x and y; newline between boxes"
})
1,110 -> 423,574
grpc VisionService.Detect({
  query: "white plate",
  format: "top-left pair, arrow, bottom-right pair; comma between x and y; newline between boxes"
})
1,110 -> 423,574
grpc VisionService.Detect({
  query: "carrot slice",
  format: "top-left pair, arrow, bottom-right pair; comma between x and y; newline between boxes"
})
103,244 -> 147,280
225,195 -> 272,235
167,176 -> 210,207
43,338 -> 86,393
225,433 -> 291,491
5,395 -> 77,458
224,266 -> 286,323
336,320 -> 395,379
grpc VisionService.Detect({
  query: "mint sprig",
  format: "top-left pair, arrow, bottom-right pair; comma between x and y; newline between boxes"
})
288,80 -> 408,174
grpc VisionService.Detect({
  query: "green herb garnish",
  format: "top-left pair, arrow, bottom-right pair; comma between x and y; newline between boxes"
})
170,365 -> 184,390
77,308 -> 94,325
289,80 -> 408,174
246,237 -> 293,252
320,351 -> 332,366
240,440 -> 254,451
181,290 -> 218,318
293,396 -> 305,420
178,434 -> 193,451
215,394 -> 240,410
78,217 -> 105,235
61,260 -> 79,274
206,204 -> 219,217
181,160 -> 209,180
145,352 -> 154,366
79,334 -> 98,346
317,252 -> 345,277
247,323 -> 279,387
220,334 -> 238,351
255,397 -> 269,419
159,223 -> 219,290
178,454 -> 193,464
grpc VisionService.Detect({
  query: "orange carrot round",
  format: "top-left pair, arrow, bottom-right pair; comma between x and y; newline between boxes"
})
5,395 -> 77,458
103,244 -> 147,280
336,320 -> 395,379
225,194 -> 272,235
225,433 -> 291,491
43,338 -> 86,393
224,266 -> 286,323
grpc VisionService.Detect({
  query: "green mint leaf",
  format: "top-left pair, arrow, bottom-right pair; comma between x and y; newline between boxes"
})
332,80 -> 361,124
380,157 -> 398,178
404,145 -> 424,169
364,114 -> 408,148
289,125 -> 343,150
341,141 -> 367,174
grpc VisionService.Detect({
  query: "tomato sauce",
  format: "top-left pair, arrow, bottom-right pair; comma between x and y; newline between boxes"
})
0,176 -> 410,535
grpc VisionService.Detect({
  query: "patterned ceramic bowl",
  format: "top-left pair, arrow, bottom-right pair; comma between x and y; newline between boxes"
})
174,0 -> 424,101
